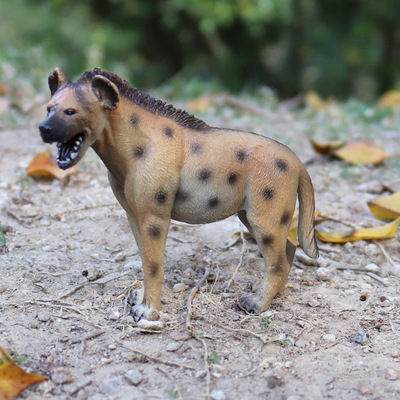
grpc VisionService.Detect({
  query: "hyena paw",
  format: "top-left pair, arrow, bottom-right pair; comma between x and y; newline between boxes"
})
239,293 -> 263,314
130,303 -> 160,322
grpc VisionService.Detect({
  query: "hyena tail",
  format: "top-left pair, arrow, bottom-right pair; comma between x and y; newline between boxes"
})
297,167 -> 319,259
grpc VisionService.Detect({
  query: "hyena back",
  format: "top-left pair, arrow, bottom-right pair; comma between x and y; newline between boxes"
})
39,68 -> 318,321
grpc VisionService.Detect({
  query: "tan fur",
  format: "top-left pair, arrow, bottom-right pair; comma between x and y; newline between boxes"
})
39,68 -> 318,321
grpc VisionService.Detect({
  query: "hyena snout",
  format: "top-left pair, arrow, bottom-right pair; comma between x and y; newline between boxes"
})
39,122 -> 55,143
39,119 -> 68,144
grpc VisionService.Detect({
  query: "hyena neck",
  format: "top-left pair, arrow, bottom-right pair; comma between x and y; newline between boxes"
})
91,113 -> 131,185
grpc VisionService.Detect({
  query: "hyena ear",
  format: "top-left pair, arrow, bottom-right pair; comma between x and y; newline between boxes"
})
48,68 -> 70,96
91,75 -> 120,111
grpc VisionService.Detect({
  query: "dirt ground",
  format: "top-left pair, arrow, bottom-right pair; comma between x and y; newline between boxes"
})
1,97 -> 400,400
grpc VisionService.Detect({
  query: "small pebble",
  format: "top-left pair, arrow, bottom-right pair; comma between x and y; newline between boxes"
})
137,319 -> 164,331
182,278 -> 194,286
52,367 -> 74,385
125,369 -> 144,386
358,384 -> 374,395
166,342 -> 181,352
0,283 -> 5,293
364,263 -> 380,272
108,344 -> 117,350
307,298 -> 321,307
115,253 -> 126,262
391,350 -> 400,359
385,368 -> 400,381
195,370 -> 207,379
210,389 -> 226,400
173,283 -> 189,293
354,331 -> 368,345
109,311 -> 120,321
84,266 -> 102,281
315,267 -> 331,281
171,330 -> 191,341
322,334 -> 336,342
37,312 -> 51,323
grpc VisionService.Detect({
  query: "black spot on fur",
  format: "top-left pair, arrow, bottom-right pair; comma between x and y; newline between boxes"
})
272,255 -> 284,273
275,158 -> 288,172
147,225 -> 161,238
198,169 -> 211,182
280,211 -> 291,225
227,172 -> 238,185
155,189 -> 168,204
149,262 -> 159,277
130,114 -> 139,126
207,196 -> 220,208
262,187 -> 274,200
191,142 -> 203,154
262,234 -> 274,246
134,146 -> 145,158
236,150 -> 248,163
164,127 -> 174,138
176,189 -> 189,202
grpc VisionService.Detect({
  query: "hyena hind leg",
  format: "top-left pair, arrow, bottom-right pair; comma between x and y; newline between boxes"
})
238,214 -> 292,314
238,210 -> 295,266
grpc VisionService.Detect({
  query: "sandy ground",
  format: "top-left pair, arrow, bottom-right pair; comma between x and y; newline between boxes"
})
1,98 -> 400,400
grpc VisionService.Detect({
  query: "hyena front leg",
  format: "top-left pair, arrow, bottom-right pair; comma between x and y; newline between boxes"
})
127,212 -> 171,321
239,210 -> 293,314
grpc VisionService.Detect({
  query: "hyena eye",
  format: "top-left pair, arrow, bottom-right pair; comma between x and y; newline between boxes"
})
64,109 -> 76,116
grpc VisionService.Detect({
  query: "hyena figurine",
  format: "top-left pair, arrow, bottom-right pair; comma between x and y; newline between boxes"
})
39,68 -> 318,321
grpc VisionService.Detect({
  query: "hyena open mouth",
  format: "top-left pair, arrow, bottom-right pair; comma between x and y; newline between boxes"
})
56,132 -> 86,169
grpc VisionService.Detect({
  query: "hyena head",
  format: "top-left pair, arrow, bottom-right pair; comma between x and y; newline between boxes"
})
39,68 -> 119,169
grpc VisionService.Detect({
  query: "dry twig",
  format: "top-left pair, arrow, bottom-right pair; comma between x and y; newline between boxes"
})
224,223 -> 246,291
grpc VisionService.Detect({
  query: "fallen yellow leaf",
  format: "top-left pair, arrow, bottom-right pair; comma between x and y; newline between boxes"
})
310,138 -> 347,155
378,90 -> 400,108
316,217 -> 400,243
186,94 -> 217,113
367,192 -> 400,220
27,151 -> 78,180
289,211 -> 325,246
0,346 -> 47,400
333,140 -> 391,165
305,91 -> 333,112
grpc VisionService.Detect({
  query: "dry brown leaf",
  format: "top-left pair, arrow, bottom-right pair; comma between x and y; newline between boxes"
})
0,346 -> 47,400
310,138 -> 347,155
377,90 -> 400,108
27,151 -> 78,180
316,217 -> 400,243
333,140 -> 391,165
0,82 -> 10,95
367,192 -> 400,220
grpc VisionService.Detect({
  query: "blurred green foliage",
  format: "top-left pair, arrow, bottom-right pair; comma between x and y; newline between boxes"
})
1,0 -> 399,98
